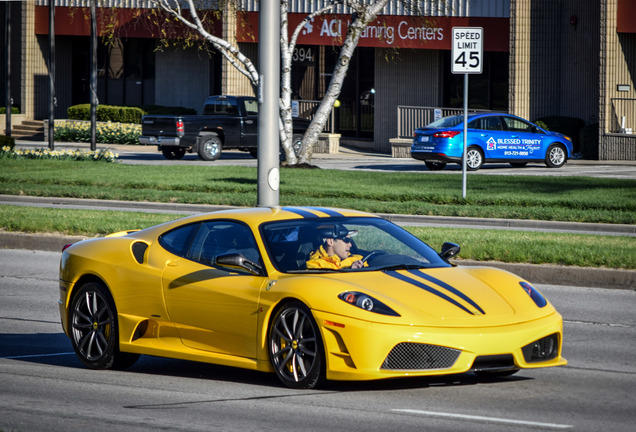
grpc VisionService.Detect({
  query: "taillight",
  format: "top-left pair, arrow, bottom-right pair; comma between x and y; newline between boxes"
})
62,244 -> 73,252
176,119 -> 184,135
433,131 -> 461,138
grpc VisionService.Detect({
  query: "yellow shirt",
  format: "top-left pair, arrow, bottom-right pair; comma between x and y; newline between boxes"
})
305,245 -> 365,270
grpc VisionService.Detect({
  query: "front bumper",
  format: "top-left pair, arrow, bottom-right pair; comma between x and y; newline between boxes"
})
314,309 -> 567,381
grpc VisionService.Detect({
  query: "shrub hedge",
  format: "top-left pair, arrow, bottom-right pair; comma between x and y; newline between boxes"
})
68,104 -> 145,124
0,107 -> 20,114
67,104 -> 196,124
0,135 -> 15,149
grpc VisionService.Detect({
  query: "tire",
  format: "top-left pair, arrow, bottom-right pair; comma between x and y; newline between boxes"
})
466,146 -> 484,171
161,146 -> 186,160
268,301 -> 324,389
545,144 -> 566,168
70,282 -> 139,370
509,162 -> 527,168
197,134 -> 222,161
291,134 -> 303,156
425,161 -> 447,171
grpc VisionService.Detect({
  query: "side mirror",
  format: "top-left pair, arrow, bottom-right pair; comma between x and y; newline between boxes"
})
215,253 -> 263,276
440,242 -> 460,260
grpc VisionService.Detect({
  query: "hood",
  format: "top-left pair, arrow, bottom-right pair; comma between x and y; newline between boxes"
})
293,266 -> 556,327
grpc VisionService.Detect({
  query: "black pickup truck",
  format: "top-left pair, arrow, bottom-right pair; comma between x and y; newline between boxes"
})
139,95 -> 306,161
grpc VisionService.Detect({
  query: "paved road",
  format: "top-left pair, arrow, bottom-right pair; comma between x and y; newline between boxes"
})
1,250 -> 635,432
15,140 -> 636,179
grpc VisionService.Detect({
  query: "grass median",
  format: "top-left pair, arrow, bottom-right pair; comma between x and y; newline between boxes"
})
1,158 -> 635,269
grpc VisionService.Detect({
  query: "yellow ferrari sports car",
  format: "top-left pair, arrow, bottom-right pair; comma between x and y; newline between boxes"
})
58,206 -> 566,389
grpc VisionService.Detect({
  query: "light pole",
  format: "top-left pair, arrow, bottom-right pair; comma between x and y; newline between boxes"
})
256,0 -> 280,207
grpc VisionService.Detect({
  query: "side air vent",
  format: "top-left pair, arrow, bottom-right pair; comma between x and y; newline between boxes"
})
132,242 -> 149,264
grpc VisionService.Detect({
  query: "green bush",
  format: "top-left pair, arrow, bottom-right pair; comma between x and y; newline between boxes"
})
579,122 -> 599,160
0,135 -> 15,150
140,105 -> 197,116
0,106 -> 20,114
533,116 -> 585,153
67,104 -> 145,124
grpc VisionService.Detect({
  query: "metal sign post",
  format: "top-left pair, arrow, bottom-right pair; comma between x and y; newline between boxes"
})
451,27 -> 483,199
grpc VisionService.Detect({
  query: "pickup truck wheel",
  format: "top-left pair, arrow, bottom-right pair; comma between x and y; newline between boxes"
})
161,147 -> 186,160
197,134 -> 222,161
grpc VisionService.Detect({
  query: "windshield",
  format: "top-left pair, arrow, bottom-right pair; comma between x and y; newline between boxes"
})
260,217 -> 450,273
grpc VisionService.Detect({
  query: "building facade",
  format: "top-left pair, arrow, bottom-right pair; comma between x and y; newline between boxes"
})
1,0 -> 635,159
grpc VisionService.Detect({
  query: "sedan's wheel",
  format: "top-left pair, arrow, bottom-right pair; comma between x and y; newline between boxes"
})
545,144 -> 566,168
197,134 -> 222,161
425,161 -> 447,171
161,146 -> 186,160
269,301 -> 324,389
70,282 -> 139,370
466,146 -> 484,171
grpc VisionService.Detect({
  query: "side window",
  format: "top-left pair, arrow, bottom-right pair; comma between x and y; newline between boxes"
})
202,100 -> 238,116
243,100 -> 258,116
187,221 -> 260,267
469,117 -> 503,131
159,223 -> 200,256
503,116 -> 534,132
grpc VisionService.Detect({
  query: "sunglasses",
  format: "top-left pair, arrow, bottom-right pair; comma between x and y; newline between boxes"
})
337,237 -> 352,244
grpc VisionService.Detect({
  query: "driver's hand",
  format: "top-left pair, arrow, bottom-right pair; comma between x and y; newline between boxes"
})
351,260 -> 364,269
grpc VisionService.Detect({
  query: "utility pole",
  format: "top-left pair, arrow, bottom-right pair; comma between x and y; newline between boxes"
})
90,0 -> 97,151
256,0 -> 280,207
48,0 -> 55,150
4,2 -> 11,137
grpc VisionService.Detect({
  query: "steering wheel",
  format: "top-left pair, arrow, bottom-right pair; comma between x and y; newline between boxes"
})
361,250 -> 387,264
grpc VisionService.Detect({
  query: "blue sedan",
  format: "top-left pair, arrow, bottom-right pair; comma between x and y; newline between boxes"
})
410,113 -> 573,170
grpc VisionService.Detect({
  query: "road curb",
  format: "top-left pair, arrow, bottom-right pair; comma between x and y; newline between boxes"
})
1,231 -> 633,290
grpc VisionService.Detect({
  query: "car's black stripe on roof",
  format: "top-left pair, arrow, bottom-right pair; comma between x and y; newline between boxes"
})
282,207 -> 321,218
409,270 -> 486,315
384,270 -> 474,315
305,207 -> 344,217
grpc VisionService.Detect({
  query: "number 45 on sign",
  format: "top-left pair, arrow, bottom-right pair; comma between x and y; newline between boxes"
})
452,27 -> 483,74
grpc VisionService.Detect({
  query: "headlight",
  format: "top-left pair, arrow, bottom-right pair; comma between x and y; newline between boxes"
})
338,292 -> 400,316
520,282 -> 547,308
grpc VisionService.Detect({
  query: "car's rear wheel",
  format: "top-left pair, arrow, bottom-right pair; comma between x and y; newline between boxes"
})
70,282 -> 139,370
161,146 -> 186,160
545,144 -> 566,168
268,301 -> 324,389
425,161 -> 447,171
466,146 -> 484,171
197,134 -> 222,161
509,162 -> 527,168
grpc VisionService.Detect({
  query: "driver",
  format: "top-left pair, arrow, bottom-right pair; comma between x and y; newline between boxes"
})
306,225 -> 367,270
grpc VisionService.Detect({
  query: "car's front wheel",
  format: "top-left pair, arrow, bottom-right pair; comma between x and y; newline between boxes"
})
466,146 -> 484,171
268,301 -> 324,389
70,282 -> 139,370
197,134 -> 222,161
425,161 -> 447,171
545,144 -> 567,168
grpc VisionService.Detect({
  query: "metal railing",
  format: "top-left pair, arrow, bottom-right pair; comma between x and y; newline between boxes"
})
396,105 -> 495,138
610,98 -> 636,134
293,100 -> 335,133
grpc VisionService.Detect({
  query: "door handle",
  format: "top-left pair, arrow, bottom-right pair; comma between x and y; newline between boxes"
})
166,260 -> 178,267
245,120 -> 254,124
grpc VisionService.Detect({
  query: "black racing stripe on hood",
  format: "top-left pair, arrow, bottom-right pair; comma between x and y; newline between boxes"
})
409,269 -> 486,315
384,270 -> 475,315
282,207 -> 321,218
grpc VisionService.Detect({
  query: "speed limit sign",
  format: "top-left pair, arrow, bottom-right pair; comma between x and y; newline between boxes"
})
452,27 -> 483,74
